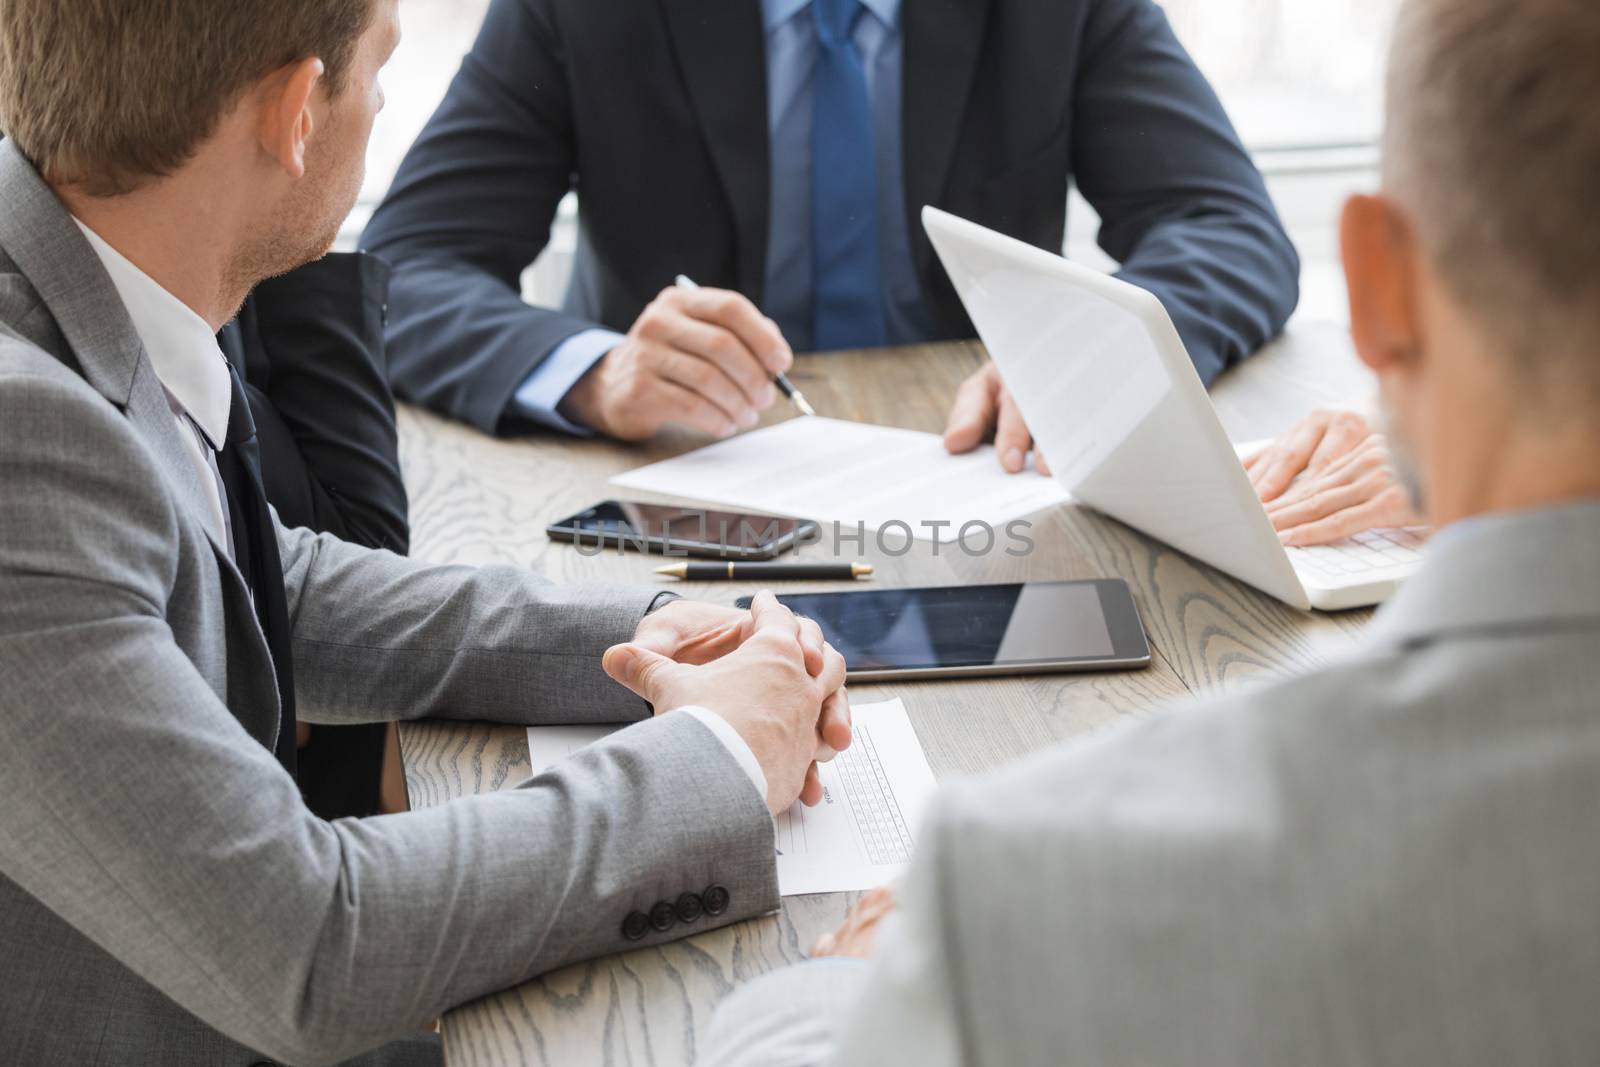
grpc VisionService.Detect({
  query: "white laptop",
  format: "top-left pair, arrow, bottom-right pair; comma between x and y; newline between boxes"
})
921,206 -> 1424,612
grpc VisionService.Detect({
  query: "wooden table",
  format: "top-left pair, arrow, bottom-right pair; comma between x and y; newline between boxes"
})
397,323 -> 1376,1066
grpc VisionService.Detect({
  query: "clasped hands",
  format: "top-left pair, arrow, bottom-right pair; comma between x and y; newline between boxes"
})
609,593 -> 852,816
615,595 -> 893,961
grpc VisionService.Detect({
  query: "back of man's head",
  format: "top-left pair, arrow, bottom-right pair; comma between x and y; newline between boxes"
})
0,0 -> 373,197
1384,0 -> 1600,415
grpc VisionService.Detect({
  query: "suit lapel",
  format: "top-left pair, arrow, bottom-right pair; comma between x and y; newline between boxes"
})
0,142 -> 247,582
0,142 -> 140,408
659,0 -> 772,299
902,0 -> 990,276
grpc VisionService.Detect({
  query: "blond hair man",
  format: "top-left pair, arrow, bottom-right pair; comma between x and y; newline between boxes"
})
701,0 -> 1600,1062
0,3 -> 850,1065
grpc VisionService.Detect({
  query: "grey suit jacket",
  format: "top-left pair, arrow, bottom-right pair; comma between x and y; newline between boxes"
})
0,142 -> 778,1067
702,502 -> 1600,1067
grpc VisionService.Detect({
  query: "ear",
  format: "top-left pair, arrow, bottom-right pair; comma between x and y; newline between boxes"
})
257,58 -> 326,179
1340,193 -> 1426,379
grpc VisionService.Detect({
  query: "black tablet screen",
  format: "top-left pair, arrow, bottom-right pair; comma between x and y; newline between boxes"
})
754,581 -> 1136,672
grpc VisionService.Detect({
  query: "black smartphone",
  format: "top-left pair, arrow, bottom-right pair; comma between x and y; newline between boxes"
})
737,579 -> 1151,681
546,501 -> 821,560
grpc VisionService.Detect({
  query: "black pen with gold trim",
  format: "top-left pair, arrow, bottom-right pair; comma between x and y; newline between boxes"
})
655,562 -> 873,581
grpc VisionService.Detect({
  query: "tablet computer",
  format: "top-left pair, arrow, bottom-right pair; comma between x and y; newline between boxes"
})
738,579 -> 1150,681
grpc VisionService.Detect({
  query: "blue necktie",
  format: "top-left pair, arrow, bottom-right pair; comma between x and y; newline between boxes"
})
811,0 -> 886,351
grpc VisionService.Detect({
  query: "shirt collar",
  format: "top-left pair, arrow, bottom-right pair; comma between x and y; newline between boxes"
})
72,218 -> 232,449
762,0 -> 901,33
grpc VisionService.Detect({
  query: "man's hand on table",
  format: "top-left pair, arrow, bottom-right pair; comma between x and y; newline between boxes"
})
632,599 -> 757,665
1244,409 -> 1424,546
608,592 -> 852,815
810,885 -> 899,960
560,287 -> 793,440
635,599 -> 837,687
942,361 -> 1052,476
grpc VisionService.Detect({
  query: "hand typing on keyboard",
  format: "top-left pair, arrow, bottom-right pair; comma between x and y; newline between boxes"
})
1244,409 -> 1426,546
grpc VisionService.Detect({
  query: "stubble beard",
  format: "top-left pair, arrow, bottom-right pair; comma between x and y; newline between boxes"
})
222,129 -> 363,304
1378,395 -> 1427,516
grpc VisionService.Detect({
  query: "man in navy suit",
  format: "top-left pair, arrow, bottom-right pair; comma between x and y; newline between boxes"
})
363,0 -> 1299,472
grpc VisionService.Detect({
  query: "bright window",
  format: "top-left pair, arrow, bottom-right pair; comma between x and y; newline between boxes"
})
1162,0 -> 1396,150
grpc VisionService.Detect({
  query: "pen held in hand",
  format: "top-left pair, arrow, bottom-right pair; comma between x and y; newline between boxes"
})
655,562 -> 874,581
674,274 -> 816,418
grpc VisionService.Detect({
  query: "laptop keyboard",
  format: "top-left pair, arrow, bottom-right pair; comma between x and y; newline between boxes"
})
1286,527 -> 1428,582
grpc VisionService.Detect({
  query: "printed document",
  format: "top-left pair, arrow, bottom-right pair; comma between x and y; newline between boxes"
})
526,698 -> 939,896
609,417 -> 1068,543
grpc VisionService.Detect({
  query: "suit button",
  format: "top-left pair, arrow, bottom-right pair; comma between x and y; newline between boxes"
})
675,892 -> 704,924
650,900 -> 677,932
621,910 -> 651,941
702,885 -> 730,917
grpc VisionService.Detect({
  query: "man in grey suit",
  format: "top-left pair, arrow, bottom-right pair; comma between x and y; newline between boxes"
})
0,2 -> 850,1065
701,0 -> 1600,1063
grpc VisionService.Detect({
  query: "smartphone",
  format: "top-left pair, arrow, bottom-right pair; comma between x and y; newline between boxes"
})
738,579 -> 1151,681
546,501 -> 821,560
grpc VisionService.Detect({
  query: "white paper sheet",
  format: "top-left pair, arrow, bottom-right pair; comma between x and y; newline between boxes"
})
608,417 -> 1068,543
526,698 -> 939,896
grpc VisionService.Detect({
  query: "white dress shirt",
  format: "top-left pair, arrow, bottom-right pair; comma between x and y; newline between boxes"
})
71,218 -> 770,804
73,218 -> 233,552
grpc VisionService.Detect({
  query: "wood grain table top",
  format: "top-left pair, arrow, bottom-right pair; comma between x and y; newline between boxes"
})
395,323 -> 1377,1066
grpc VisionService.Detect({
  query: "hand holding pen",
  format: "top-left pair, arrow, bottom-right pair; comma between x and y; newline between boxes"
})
558,274 -> 813,440
676,276 -> 815,417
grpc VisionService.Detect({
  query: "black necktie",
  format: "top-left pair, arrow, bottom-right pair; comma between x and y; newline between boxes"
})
218,360 -> 299,776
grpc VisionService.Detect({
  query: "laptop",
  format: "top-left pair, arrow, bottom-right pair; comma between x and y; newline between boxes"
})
921,206 -> 1424,611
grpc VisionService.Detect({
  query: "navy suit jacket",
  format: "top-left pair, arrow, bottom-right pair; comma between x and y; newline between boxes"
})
363,0 -> 1300,435
221,253 -> 410,559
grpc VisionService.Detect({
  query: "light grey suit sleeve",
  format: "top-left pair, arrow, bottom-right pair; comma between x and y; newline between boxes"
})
699,798 -> 965,1067
275,520 -> 660,727
0,368 -> 778,1066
